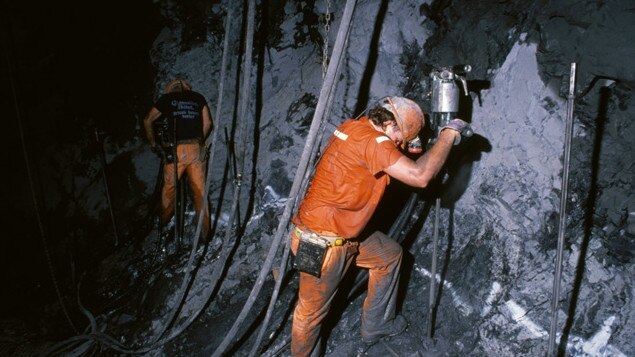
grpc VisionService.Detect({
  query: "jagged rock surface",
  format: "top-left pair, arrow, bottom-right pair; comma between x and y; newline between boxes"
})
3,0 -> 633,356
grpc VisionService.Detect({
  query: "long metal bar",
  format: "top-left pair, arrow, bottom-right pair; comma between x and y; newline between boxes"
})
212,1 -> 358,355
172,117 -> 181,246
547,62 -> 577,356
427,197 -> 441,338
178,173 -> 185,248
95,129 -> 120,246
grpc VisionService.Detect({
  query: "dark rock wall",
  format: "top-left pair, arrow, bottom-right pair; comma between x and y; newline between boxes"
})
3,0 -> 633,355
146,0 -> 635,355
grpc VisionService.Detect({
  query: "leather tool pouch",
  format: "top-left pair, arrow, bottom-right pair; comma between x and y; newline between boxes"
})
294,233 -> 329,278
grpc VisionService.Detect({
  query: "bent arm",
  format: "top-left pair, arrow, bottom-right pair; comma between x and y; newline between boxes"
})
143,106 -> 162,147
383,129 -> 458,188
202,104 -> 213,139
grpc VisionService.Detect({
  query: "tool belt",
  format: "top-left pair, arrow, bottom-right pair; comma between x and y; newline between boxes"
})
292,226 -> 346,278
293,227 -> 345,247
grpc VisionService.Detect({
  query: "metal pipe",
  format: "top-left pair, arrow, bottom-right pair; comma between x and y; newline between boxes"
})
547,62 -> 577,356
178,173 -> 185,248
212,1 -> 358,355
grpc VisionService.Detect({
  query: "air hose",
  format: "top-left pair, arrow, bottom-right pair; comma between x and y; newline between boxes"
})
211,1 -> 358,356
151,4 -> 234,345
249,17 -> 354,355
152,5 -> 235,344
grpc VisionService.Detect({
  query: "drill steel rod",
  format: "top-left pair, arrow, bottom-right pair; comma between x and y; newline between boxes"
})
172,118 -> 181,246
427,197 -> 441,338
95,129 -> 120,246
547,62 -> 577,356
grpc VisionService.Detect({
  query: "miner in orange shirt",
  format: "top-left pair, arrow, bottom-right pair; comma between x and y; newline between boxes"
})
290,96 -> 471,356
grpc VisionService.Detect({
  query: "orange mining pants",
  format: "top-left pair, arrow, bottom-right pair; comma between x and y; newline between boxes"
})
160,142 -> 210,238
290,230 -> 402,357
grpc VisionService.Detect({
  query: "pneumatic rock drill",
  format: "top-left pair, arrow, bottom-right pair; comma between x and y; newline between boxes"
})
429,65 -> 473,143
426,64 -> 473,338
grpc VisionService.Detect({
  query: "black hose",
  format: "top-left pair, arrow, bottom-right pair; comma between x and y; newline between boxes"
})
147,4 -> 234,345
247,7 -> 355,356
209,0 -> 258,354
247,232 -> 292,357
211,1 -> 358,355
157,5 -> 235,342
43,6 -> 236,356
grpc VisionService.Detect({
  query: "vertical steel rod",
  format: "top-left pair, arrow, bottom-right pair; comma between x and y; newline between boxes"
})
172,117 -> 181,247
427,197 -> 441,338
547,62 -> 577,356
95,129 -> 120,246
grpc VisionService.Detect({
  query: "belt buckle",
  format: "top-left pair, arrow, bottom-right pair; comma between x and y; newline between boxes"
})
322,236 -> 344,247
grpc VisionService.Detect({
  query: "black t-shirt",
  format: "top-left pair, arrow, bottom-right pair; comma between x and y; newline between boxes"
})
154,90 -> 207,141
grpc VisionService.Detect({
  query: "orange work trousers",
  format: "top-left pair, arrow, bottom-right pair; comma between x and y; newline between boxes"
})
290,230 -> 402,357
160,143 -> 210,238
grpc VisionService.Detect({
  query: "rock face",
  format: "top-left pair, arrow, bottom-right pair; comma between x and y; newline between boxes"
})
3,0 -> 634,356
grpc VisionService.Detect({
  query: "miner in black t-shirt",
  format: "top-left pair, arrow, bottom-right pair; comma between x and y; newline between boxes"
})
143,79 -> 213,242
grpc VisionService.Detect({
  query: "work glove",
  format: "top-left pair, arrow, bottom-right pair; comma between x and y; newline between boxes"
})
441,118 -> 473,145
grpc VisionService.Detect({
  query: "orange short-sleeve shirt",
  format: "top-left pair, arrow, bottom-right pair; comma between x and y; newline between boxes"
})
293,117 -> 404,238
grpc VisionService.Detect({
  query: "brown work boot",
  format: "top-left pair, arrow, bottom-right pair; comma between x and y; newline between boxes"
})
361,315 -> 408,345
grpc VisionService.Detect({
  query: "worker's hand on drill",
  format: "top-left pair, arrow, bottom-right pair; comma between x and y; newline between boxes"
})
441,118 -> 472,145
